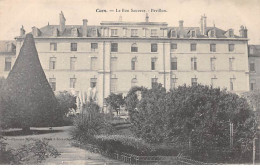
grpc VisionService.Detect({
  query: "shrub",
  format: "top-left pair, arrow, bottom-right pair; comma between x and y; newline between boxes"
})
0,34 -> 58,130
54,91 -> 77,126
0,137 -> 60,165
70,102 -> 115,143
126,84 -> 257,163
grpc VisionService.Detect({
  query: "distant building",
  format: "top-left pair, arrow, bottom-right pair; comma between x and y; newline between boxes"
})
13,12 -> 249,107
248,45 -> 260,91
0,41 -> 16,78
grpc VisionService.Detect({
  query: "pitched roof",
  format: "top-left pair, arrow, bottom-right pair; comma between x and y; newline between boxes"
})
16,23 -> 241,39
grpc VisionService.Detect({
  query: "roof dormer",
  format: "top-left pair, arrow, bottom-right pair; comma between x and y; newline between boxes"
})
225,29 -> 234,38
189,29 -> 197,38
32,27 -> 41,37
208,28 -> 216,38
170,29 -> 177,38
71,27 -> 79,37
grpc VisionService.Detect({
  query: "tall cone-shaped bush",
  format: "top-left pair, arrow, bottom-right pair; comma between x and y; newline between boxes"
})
0,34 -> 58,131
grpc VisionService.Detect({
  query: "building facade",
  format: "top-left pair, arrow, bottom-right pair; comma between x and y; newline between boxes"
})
14,12 -> 249,107
0,41 -> 16,78
248,45 -> 260,91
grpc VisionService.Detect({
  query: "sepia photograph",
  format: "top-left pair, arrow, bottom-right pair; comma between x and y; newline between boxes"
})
0,0 -> 260,165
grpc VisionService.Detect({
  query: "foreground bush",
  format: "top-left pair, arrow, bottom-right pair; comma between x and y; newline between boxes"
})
0,34 -> 58,131
70,102 -> 115,143
94,134 -> 179,156
0,137 -> 60,165
126,84 -> 258,163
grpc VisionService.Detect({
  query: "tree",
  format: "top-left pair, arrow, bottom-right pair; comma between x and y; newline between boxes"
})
54,91 -> 77,126
126,84 -> 257,163
105,93 -> 125,115
0,34 -> 58,131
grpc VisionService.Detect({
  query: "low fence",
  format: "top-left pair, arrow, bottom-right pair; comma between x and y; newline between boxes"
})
73,142 -> 209,165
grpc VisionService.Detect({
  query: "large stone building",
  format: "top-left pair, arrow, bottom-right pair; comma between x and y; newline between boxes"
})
13,12 -> 249,106
0,41 -> 16,78
248,45 -> 260,91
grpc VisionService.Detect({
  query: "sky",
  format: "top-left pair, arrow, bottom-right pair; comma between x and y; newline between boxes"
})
0,0 -> 259,44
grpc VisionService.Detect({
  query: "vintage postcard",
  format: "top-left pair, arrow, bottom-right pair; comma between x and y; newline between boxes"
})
0,0 -> 260,166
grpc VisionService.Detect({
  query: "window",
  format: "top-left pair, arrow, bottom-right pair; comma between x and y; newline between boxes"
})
210,57 -> 216,71
49,57 -> 56,70
210,44 -> 216,52
171,57 -> 177,70
230,78 -> 234,91
191,30 -> 196,37
50,43 -> 57,51
151,43 -> 157,52
111,57 -> 117,71
131,29 -> 138,37
110,78 -> 118,93
250,80 -> 256,91
171,30 -> 177,37
131,58 -> 136,70
250,63 -> 255,72
131,43 -> 138,52
131,78 -> 138,87
70,57 -> 77,70
111,43 -> 118,52
71,43 -> 77,51
229,44 -> 234,52
171,43 -> 177,50
210,30 -> 215,37
151,78 -> 158,88
250,48 -> 254,54
90,78 -> 97,88
4,57 -> 11,71
91,57 -> 98,70
92,29 -> 97,36
190,43 -> 196,51
171,77 -> 178,89
229,57 -> 234,71
228,29 -> 234,37
70,78 -> 76,88
49,78 -> 56,91
91,43 -> 98,52
151,58 -> 156,70
191,78 -> 197,86
151,29 -> 157,36
191,57 -> 197,70
111,29 -> 118,36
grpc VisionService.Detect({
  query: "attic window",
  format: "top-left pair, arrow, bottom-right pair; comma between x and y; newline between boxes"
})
191,30 -> 196,38
92,29 -> 97,37
171,30 -> 177,38
228,29 -> 234,37
210,30 -> 215,37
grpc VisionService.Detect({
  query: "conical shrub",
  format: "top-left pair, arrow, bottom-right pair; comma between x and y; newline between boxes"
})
0,34 -> 58,130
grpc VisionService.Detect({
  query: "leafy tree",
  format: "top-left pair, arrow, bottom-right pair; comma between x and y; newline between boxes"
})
55,91 -> 77,125
105,93 -> 125,115
0,34 -> 58,131
127,84 -> 257,163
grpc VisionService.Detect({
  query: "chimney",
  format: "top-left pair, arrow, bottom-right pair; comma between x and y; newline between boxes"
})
59,11 -> 66,33
32,26 -> 40,37
200,14 -> 207,35
20,25 -> 25,36
82,19 -> 88,37
179,20 -> 184,38
145,13 -> 149,22
239,25 -> 248,38
179,20 -> 184,29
